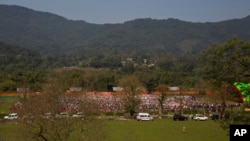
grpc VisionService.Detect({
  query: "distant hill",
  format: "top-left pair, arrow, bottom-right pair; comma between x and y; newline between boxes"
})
0,5 -> 115,55
1,4 -> 250,58
0,42 -> 43,73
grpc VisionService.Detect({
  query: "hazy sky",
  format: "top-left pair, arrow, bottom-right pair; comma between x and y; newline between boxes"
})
1,0 -> 250,24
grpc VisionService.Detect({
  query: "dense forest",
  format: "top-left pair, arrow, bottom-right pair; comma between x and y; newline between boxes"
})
0,5 -> 249,93
1,5 -> 250,56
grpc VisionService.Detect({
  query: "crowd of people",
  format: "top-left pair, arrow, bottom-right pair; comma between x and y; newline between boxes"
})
77,93 -> 240,113
10,93 -> 240,114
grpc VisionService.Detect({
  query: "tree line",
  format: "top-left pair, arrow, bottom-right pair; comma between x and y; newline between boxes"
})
1,38 -> 249,96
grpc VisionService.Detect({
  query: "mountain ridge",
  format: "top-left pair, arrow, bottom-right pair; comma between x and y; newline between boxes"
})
1,4 -> 250,58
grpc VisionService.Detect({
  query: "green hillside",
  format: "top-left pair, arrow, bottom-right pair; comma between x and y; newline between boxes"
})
1,4 -> 250,58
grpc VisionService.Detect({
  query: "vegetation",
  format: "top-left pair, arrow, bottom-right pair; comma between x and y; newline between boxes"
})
199,37 -> 250,84
119,75 -> 142,116
1,5 -> 250,58
3,75 -> 107,141
106,119 -> 228,141
155,84 -> 169,118
0,41 -> 201,93
0,5 -> 249,94
0,97 -> 19,114
0,4 -> 250,141
199,38 -> 250,109
0,118 -> 228,141
199,37 -> 250,132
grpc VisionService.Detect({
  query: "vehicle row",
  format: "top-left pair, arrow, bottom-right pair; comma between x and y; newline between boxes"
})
44,112 -> 85,119
173,113 -> 221,121
135,113 -> 214,121
2,112 -> 222,121
2,112 -> 85,120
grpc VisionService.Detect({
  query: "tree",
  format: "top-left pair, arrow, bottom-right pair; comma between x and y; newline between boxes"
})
120,62 -> 135,74
155,84 -> 169,118
199,37 -> 250,128
119,75 -> 142,116
0,79 -> 16,92
138,70 -> 159,94
200,37 -> 250,84
18,73 -> 106,141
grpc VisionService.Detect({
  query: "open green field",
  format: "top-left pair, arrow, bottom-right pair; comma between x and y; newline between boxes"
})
0,97 -> 19,114
0,119 -> 229,141
105,119 -> 228,141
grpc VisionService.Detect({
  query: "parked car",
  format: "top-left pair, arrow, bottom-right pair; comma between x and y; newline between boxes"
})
136,113 -> 153,121
4,113 -> 18,120
42,112 -> 52,119
173,114 -> 188,121
211,114 -> 220,120
72,112 -> 84,118
23,113 -> 34,120
55,112 -> 69,119
193,114 -> 208,121
191,114 -> 201,119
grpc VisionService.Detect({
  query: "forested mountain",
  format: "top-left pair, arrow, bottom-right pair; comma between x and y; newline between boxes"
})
0,42 -> 63,72
1,4 -> 250,59
0,42 -> 43,72
75,17 -> 250,58
0,5 -> 115,55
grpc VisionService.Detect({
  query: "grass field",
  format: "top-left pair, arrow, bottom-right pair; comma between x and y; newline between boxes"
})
0,97 -> 19,114
105,119 -> 228,141
0,119 -> 229,141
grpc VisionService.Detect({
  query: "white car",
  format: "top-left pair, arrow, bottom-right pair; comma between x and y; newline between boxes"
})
136,113 -> 153,121
72,112 -> 84,118
4,113 -> 18,120
42,112 -> 52,119
193,114 -> 208,121
55,112 -> 69,118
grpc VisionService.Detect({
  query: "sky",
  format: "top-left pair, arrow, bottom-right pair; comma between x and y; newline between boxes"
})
0,0 -> 250,24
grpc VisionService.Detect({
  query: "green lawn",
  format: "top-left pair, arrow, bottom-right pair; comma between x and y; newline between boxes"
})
105,119 -> 229,141
0,97 -> 19,114
0,119 -> 229,141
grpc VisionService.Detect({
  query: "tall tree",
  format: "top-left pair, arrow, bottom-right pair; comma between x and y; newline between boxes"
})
199,37 -> 250,115
200,37 -> 250,84
119,75 -> 142,116
18,73 -> 107,141
155,84 -> 169,118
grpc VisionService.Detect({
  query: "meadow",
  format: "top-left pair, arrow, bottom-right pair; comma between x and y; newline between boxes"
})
105,119 -> 228,141
0,97 -> 18,114
0,118 -> 229,141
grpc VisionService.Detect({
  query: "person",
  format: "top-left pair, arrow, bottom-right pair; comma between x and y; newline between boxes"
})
182,126 -> 186,133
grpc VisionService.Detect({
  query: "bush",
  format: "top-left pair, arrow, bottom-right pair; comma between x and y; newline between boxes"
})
105,112 -> 124,116
0,80 -> 16,92
162,111 -> 168,115
105,112 -> 114,116
115,112 -> 124,116
183,110 -> 194,115
0,113 -> 8,119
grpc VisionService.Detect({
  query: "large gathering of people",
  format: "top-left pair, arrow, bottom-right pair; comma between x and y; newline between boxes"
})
9,92 -> 240,115
70,93 -> 240,114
